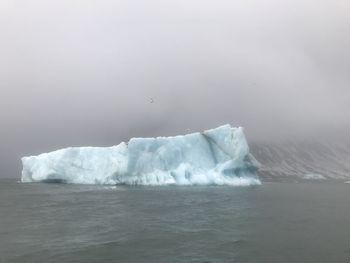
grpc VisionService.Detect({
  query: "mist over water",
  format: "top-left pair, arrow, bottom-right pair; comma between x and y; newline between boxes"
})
1,0 -> 350,177
1,1 -> 350,262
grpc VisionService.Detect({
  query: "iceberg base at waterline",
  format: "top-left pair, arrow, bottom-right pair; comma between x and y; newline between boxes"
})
21,125 -> 261,186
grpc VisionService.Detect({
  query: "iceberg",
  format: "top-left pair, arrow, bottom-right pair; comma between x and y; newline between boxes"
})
21,125 -> 261,186
302,174 -> 326,180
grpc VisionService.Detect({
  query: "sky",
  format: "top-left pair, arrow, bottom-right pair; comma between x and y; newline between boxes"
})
0,0 -> 350,177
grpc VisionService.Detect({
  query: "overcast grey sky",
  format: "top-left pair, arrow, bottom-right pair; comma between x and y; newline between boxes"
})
0,0 -> 350,177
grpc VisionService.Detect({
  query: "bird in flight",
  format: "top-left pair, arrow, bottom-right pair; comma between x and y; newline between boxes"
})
149,97 -> 154,103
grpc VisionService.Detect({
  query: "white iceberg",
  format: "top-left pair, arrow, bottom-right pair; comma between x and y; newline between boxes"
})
21,125 -> 261,186
302,174 -> 326,180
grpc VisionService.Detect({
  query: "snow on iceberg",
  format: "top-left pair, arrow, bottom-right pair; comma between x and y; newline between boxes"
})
21,125 -> 261,186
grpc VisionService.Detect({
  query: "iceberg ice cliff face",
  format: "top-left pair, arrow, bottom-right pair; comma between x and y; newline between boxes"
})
21,125 -> 261,186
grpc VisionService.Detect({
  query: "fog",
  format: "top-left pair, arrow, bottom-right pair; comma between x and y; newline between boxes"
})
0,0 -> 349,177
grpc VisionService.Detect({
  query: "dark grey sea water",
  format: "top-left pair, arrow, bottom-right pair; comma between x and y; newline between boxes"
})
1,178 -> 350,263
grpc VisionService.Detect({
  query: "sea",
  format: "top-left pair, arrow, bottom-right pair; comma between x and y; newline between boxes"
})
2,178 -> 350,263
